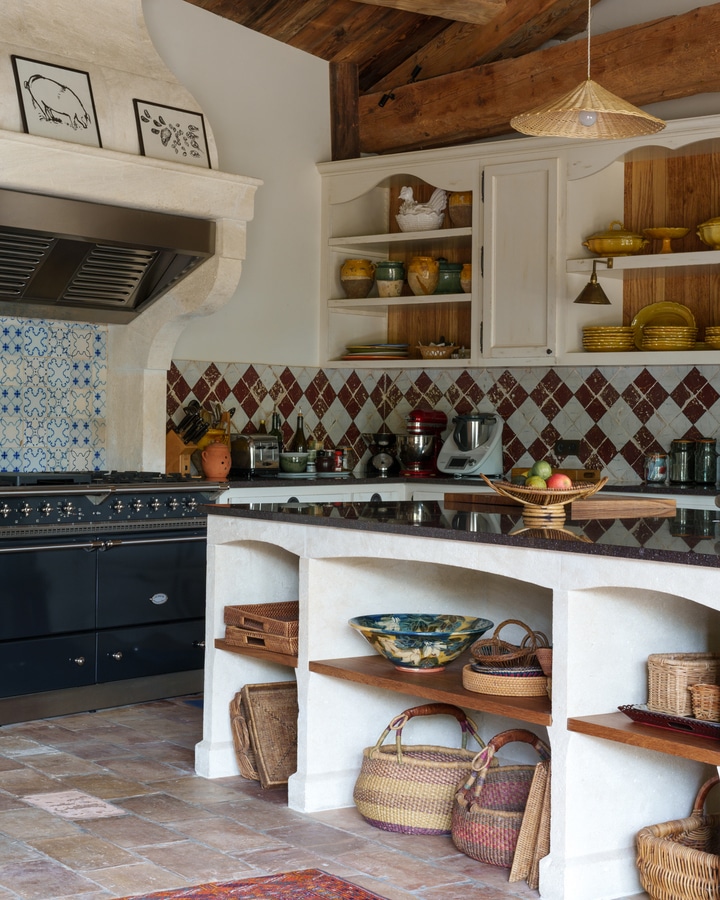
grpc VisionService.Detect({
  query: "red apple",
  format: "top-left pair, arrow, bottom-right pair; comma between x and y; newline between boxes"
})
546,473 -> 572,490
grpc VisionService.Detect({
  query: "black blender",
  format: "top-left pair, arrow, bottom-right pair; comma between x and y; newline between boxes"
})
365,432 -> 401,477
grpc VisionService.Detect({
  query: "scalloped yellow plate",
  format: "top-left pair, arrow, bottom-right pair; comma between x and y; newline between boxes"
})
631,302 -> 696,350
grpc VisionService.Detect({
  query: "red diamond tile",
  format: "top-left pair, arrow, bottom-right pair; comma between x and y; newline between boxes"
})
231,380 -> 251,404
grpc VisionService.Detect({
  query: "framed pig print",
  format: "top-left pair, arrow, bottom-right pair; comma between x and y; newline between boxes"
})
11,56 -> 101,147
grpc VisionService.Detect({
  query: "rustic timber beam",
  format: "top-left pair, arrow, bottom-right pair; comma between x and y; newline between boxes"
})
330,62 -> 360,160
348,0 -> 506,26
359,4 -> 720,154
370,0 -> 595,94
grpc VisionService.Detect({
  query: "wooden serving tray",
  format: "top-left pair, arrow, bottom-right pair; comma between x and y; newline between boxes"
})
570,496 -> 676,518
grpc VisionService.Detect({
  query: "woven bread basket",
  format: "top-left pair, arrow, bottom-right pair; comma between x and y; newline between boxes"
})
647,652 -> 720,716
417,343 -> 458,360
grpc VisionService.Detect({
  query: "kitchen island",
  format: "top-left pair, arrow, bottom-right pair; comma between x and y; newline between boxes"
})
197,497 -> 720,900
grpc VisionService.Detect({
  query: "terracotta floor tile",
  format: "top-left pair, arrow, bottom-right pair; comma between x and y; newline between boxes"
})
79,815 -> 186,849
98,757 -> 188,784
139,840 -> 251,880
82,861 -> 188,896
334,846 -> 470,891
59,773 -> 155,799
151,777 -> 249,804
0,835 -> 40,865
0,857 -> 101,898
115,792 -> 216,823
0,768 -> 63,796
0,807 -> 81,840
24,752 -> 106,777
31,833 -> 139,870
174,816 -> 288,852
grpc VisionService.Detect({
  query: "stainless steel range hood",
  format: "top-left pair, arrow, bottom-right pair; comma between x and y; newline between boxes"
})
0,188 -> 215,324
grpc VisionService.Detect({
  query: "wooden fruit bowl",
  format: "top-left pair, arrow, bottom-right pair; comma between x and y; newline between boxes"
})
480,474 -> 608,524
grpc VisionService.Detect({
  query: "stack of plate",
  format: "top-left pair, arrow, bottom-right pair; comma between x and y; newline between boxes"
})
640,326 -> 697,351
582,326 -> 635,352
341,343 -> 409,361
705,325 -> 720,349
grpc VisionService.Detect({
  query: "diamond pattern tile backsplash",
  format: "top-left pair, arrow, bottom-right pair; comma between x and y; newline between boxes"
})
168,359 -> 720,482
0,306 -> 717,482
0,317 -> 107,472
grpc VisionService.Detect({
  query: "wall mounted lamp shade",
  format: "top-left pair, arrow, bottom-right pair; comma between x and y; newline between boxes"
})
574,259 -> 611,305
510,0 -> 665,140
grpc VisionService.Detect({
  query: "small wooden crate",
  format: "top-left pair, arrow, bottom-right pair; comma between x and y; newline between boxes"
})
647,652 -> 720,716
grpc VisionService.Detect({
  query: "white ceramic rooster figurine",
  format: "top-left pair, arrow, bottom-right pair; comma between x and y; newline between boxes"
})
398,186 -> 447,216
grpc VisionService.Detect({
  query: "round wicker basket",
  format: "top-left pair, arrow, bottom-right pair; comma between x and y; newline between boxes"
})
462,665 -> 548,697
479,473 -> 607,524
417,343 -> 458,360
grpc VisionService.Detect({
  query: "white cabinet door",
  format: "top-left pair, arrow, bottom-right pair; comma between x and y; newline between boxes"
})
482,158 -> 560,361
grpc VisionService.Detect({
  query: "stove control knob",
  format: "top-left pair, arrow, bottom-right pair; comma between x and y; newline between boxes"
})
0,503 -> 9,518
111,499 -> 124,513
59,501 -> 75,515
130,499 -> 143,512
184,497 -> 198,511
39,502 -> 53,517
149,497 -> 161,511
166,497 -> 180,511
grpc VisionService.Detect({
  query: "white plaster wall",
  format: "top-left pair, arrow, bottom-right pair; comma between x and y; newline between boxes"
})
142,0 -> 331,367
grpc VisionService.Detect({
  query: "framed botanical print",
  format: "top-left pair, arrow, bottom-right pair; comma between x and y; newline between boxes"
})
11,55 -> 101,147
133,100 -> 211,168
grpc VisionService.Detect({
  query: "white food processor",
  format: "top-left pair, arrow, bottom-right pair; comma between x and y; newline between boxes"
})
436,411 -> 503,478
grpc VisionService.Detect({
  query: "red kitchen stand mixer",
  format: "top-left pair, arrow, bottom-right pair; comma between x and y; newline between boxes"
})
396,409 -> 448,477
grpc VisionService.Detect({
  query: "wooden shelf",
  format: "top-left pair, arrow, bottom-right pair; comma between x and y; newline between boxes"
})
568,712 -> 720,765
214,639 -> 297,669
309,655 -> 552,726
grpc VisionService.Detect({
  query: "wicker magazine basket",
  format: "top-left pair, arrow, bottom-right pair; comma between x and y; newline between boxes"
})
647,652 -> 720,716
636,775 -> 720,900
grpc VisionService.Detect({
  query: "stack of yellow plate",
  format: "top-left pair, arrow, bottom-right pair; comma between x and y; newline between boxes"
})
582,326 -> 635,352
705,326 -> 720,349
640,326 -> 697,351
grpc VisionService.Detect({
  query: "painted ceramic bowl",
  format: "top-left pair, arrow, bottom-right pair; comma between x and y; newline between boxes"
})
348,613 -> 493,673
279,452 -> 308,473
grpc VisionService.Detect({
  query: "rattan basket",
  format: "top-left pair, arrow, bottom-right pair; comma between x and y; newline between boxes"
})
417,343 -> 458,360
690,683 -> 720,722
636,776 -> 720,900
462,664 -> 548,697
470,619 -> 549,669
647,652 -> 720,716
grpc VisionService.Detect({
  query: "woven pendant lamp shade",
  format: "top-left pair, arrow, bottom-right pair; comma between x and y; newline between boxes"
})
511,78 -> 665,140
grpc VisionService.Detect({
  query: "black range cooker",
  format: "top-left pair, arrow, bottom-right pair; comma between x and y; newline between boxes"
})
0,471 -> 225,724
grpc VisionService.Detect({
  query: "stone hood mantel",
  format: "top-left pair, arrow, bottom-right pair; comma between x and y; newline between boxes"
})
0,0 -> 261,471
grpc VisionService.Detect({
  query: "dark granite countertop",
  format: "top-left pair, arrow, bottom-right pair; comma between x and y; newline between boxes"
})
224,474 -> 720,498
206,497 -> 720,569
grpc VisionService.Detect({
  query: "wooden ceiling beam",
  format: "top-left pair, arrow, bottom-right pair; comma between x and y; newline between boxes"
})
348,0 -> 505,26
368,0 -> 598,93
358,4 -> 720,154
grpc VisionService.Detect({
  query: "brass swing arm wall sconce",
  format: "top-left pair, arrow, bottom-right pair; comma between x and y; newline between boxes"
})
573,257 -> 613,305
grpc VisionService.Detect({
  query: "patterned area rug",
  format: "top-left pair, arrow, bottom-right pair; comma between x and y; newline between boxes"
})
120,869 -> 388,900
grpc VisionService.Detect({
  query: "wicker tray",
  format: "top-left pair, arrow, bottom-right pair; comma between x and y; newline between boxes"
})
618,704 -> 720,741
240,681 -> 298,788
463,664 -> 548,697
224,624 -> 298,656
224,601 -> 299,638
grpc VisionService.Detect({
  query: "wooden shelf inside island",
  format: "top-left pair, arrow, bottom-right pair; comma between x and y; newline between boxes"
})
568,713 -> 720,766
309,655 -> 552,726
214,639 -> 297,669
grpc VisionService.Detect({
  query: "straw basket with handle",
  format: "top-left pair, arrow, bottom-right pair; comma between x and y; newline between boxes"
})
636,775 -> 720,900
353,703 -> 485,835
451,728 -> 551,869
470,619 -> 550,669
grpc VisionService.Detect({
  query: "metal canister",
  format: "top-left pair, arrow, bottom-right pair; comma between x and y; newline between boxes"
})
643,452 -> 668,483
694,437 -> 718,484
669,439 -> 695,483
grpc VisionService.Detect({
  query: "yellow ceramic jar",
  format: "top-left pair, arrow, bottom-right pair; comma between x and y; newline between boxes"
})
407,256 -> 439,296
340,258 -> 375,298
460,263 -> 472,293
448,191 -> 473,228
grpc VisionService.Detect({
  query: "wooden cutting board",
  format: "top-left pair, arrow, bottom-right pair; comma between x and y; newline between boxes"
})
570,496 -> 676,518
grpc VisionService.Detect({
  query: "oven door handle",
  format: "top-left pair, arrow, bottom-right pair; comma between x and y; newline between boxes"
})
99,535 -> 206,550
0,539 -> 106,554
